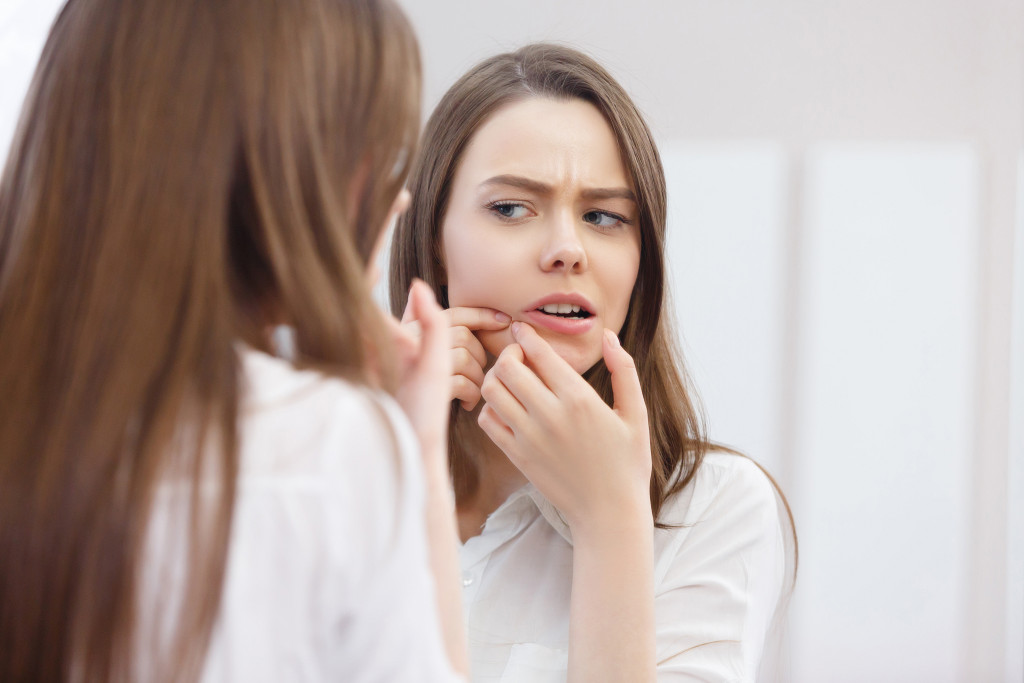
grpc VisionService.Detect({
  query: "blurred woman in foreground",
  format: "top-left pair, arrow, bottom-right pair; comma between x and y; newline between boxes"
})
0,0 -> 465,680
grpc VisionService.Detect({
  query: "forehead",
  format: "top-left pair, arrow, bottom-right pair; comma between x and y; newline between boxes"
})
454,96 -> 631,190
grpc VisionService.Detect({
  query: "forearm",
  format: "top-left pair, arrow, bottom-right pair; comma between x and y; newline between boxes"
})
567,506 -> 657,683
422,451 -> 469,677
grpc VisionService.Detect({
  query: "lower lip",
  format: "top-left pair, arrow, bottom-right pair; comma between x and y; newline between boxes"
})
523,309 -> 596,335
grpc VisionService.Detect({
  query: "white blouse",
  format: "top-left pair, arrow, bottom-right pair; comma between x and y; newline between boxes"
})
138,348 -> 464,682
458,452 -> 788,683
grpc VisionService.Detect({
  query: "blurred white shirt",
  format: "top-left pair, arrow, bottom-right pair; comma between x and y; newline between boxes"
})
139,348 -> 464,682
459,452 -> 787,683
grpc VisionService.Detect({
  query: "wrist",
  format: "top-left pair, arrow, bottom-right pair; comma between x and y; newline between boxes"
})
568,500 -> 653,546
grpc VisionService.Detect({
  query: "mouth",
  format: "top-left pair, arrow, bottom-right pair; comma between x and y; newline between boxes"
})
521,293 -> 598,336
534,302 -> 594,320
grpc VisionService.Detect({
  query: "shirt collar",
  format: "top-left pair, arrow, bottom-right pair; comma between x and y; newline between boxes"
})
477,483 -> 574,546
524,485 -> 574,546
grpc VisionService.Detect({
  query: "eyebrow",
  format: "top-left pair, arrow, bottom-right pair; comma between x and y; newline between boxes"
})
480,174 -> 636,203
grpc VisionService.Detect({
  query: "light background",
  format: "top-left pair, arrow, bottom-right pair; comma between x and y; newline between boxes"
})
2,1 -> 1022,681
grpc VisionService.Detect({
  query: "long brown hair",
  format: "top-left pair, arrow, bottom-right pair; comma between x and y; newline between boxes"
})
390,43 -> 796,555
0,0 -> 420,680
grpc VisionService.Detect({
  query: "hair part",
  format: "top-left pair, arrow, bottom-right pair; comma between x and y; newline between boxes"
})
0,0 -> 420,679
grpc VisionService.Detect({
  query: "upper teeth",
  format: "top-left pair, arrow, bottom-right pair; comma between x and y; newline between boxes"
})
541,303 -> 582,315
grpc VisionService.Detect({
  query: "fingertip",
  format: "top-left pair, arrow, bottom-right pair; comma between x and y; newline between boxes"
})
476,403 -> 492,428
396,188 -> 412,212
511,321 -> 538,344
603,329 -> 636,377
604,328 -> 621,349
400,287 -> 416,323
409,278 -> 426,302
413,279 -> 443,317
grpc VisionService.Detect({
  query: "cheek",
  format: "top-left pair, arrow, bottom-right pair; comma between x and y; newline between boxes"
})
600,244 -> 642,333
442,219 -> 521,314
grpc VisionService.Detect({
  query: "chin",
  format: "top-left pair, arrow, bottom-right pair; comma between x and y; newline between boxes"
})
478,328 -> 600,376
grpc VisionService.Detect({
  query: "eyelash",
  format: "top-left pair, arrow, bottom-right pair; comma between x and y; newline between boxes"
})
583,210 -> 632,228
486,201 -> 528,222
485,201 -> 632,228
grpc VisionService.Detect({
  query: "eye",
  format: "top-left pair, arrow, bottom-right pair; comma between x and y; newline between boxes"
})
582,210 -> 630,229
487,201 -> 532,222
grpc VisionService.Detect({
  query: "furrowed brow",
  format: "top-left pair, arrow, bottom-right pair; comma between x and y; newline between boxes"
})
480,175 -> 636,203
581,187 -> 636,202
480,175 -> 553,195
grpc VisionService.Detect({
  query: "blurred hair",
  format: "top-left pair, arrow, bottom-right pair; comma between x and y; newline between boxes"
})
0,0 -> 420,679
389,44 -> 796,559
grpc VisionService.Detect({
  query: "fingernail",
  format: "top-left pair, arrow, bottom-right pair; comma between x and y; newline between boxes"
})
510,321 -> 521,339
605,329 -> 620,347
495,312 -> 511,323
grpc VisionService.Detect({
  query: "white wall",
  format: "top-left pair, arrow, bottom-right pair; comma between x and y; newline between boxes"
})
3,1 -> 1022,680
1008,149 -> 1024,683
0,0 -> 63,161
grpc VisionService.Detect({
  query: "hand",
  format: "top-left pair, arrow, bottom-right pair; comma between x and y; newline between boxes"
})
387,280 -> 452,467
477,322 -> 653,532
401,305 -> 511,411
390,282 -> 470,676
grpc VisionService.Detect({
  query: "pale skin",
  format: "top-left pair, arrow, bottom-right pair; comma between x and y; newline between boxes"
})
437,97 -> 657,682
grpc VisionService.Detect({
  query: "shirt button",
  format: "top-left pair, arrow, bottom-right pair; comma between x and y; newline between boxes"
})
461,572 -> 474,587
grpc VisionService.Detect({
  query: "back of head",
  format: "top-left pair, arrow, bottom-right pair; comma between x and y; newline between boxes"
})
0,0 -> 419,679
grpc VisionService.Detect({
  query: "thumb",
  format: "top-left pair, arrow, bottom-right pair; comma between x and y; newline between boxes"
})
400,284 -> 416,323
603,329 -> 646,423
409,279 -> 449,375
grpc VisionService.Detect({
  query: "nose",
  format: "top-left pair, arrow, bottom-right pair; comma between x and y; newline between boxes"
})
539,212 -> 588,274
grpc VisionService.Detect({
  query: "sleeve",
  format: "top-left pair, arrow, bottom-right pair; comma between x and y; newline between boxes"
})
653,458 -> 789,683
319,391 -> 466,683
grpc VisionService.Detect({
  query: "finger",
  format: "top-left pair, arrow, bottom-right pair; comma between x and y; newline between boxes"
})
452,346 -> 485,389
603,329 -> 647,423
452,375 -> 481,411
451,326 -> 487,369
490,343 -> 554,415
409,280 -> 450,374
509,322 -> 581,395
480,366 -> 528,430
445,306 -> 512,332
389,188 -> 412,219
478,403 -> 516,454
401,319 -> 422,340
382,309 -> 419,367
400,283 -> 416,323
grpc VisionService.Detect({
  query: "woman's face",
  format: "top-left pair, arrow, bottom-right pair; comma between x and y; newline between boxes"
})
441,97 -> 641,374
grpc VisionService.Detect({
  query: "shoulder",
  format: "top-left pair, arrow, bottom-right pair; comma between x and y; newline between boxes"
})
660,450 -> 780,529
653,450 -> 787,585
651,452 -> 791,679
236,346 -> 418,483
229,347 -> 425,583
